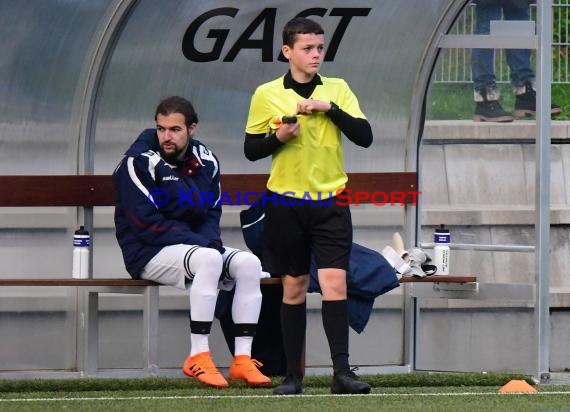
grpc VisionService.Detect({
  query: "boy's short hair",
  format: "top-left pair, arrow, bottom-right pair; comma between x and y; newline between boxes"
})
282,17 -> 324,47
154,96 -> 198,127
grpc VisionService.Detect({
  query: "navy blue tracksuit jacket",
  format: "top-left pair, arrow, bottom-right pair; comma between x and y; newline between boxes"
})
113,129 -> 222,279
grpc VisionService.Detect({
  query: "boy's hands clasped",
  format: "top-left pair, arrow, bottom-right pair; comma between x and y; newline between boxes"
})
275,99 -> 331,143
296,98 -> 331,115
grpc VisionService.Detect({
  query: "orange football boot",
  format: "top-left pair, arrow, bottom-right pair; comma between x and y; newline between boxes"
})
229,355 -> 272,387
182,352 -> 229,388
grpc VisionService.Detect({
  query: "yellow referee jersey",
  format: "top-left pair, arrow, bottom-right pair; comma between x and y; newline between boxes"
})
245,75 -> 366,200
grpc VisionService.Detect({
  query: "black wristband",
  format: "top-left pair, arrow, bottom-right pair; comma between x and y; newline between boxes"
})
325,101 -> 340,118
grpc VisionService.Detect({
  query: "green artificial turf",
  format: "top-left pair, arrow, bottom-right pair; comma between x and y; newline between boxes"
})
2,373 -> 569,412
0,372 -> 533,393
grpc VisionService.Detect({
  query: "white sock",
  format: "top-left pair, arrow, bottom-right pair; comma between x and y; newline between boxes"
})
234,336 -> 253,357
230,252 -> 262,324
187,247 -> 221,358
227,252 -> 261,359
190,333 -> 210,356
189,248 -> 222,321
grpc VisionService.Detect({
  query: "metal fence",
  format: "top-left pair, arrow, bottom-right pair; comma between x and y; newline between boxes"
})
433,2 -> 569,84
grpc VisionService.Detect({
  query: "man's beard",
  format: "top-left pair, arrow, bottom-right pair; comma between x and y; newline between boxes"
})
159,146 -> 185,164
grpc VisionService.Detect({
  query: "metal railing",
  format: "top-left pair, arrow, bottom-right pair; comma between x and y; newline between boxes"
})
433,2 -> 569,84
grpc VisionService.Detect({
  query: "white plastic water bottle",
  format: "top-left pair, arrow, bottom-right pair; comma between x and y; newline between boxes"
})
433,224 -> 450,275
72,226 -> 90,279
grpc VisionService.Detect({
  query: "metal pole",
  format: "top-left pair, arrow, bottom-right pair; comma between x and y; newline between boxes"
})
421,242 -> 534,252
535,0 -> 552,384
74,0 -> 138,373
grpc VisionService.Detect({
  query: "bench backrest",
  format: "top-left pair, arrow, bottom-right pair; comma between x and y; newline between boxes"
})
0,173 -> 418,207
0,174 -> 479,284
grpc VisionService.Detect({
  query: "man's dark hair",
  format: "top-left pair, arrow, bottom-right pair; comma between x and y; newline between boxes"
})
282,17 -> 324,47
154,96 -> 198,127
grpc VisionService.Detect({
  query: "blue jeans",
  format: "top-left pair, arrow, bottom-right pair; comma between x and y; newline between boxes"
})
472,0 -> 535,93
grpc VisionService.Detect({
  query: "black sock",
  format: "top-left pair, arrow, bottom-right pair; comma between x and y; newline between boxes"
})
281,301 -> 306,378
322,300 -> 349,373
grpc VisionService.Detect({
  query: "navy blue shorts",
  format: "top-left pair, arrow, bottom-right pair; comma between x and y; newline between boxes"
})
262,192 -> 352,276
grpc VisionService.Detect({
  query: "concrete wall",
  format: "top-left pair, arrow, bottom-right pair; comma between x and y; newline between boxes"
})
421,120 -> 570,291
410,120 -> 570,372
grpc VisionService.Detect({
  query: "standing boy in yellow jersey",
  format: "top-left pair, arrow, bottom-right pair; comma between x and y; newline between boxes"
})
244,17 -> 373,395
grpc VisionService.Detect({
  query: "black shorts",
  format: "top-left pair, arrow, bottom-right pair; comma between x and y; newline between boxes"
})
262,192 -> 352,276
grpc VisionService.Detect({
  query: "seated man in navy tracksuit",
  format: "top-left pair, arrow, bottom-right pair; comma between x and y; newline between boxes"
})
113,96 -> 270,388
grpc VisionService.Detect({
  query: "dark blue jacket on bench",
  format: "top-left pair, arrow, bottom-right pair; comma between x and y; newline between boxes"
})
113,129 -> 223,279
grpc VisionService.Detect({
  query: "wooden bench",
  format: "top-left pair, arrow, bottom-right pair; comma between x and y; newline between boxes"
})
0,173 -> 476,376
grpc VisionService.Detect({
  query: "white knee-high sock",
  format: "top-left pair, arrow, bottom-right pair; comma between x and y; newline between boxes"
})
187,248 -> 223,356
228,252 -> 262,356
